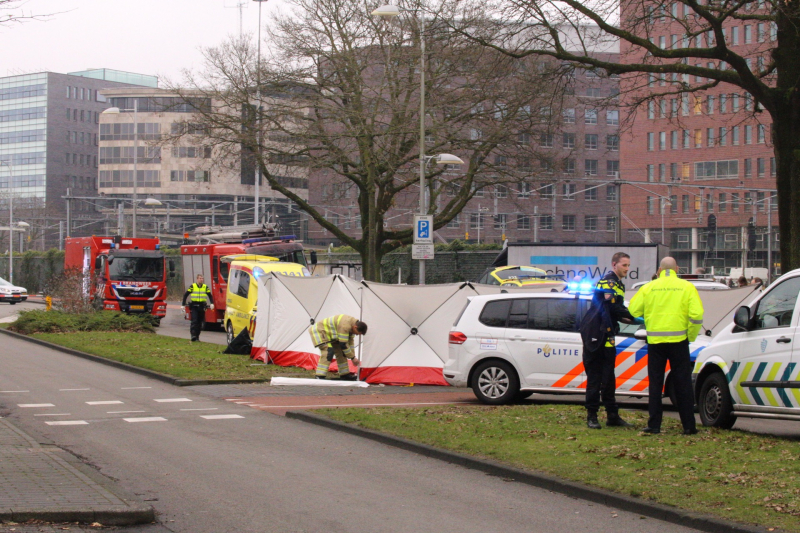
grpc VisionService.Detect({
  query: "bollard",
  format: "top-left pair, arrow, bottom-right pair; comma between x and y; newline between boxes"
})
45,296 -> 52,311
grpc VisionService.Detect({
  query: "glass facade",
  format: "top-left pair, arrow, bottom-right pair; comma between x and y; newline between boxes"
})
0,73 -> 47,199
68,69 -> 158,88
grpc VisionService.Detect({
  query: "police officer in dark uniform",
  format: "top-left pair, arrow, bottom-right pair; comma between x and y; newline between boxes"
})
181,274 -> 214,342
581,252 -> 642,429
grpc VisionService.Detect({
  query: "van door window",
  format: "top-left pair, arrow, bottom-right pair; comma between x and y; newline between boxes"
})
479,300 -> 511,327
508,299 -> 530,329
752,277 -> 800,329
219,260 -> 230,282
236,271 -> 250,298
529,299 -> 578,332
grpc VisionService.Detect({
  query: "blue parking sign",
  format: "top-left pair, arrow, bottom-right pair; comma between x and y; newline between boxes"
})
418,220 -> 430,239
414,215 -> 433,244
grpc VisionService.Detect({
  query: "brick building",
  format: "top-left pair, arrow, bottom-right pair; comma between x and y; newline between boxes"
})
307,56 -> 623,248
619,5 -> 778,276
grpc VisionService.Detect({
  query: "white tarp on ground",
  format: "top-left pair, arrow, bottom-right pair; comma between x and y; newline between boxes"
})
251,274 -> 562,385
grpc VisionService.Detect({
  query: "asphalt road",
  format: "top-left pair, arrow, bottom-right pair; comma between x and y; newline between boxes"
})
156,303 -> 227,345
0,334 -> 711,533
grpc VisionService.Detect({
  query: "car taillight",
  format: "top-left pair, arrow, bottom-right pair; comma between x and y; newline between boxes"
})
449,332 -> 467,345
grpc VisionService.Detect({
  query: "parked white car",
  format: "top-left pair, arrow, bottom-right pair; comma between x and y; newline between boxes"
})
0,276 -> 27,304
693,268 -> 800,428
631,279 -> 730,291
445,292 -> 711,404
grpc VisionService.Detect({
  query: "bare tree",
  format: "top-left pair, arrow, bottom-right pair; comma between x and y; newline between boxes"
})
444,0 -> 800,270
0,0 -> 54,25
167,0 -> 571,281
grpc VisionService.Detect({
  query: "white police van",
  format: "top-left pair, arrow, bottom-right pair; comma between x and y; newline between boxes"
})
693,269 -> 800,428
445,292 -> 710,404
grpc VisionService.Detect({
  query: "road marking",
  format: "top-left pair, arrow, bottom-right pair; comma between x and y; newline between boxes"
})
18,403 -> 55,408
107,410 -> 146,414
233,402 -> 254,405
201,414 -> 244,420
60,388 -> 90,391
0,390 -> 29,393
255,401 -> 476,409
34,413 -> 71,417
124,417 -> 167,423
180,408 -> 219,411
121,387 -> 152,390
46,421 -> 88,426
86,401 -> 124,405
154,398 -> 192,403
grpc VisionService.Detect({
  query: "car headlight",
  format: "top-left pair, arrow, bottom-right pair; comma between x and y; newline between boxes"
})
0,288 -> 10,294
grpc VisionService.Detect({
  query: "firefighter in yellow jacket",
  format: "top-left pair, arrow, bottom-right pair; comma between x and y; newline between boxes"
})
309,314 -> 368,380
629,257 -> 704,435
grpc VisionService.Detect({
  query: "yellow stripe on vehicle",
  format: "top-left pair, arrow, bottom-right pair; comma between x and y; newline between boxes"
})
762,362 -> 783,408
736,362 -> 753,405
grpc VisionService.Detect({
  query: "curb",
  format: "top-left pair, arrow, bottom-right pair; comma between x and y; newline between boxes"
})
285,411 -> 766,533
0,329 -> 268,387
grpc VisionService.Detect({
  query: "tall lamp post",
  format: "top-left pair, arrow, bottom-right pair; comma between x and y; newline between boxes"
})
372,4 -> 464,284
253,0 -> 269,225
0,159 -> 14,282
102,100 -> 139,237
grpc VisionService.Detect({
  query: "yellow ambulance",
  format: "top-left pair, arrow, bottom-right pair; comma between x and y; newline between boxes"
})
223,255 -> 308,345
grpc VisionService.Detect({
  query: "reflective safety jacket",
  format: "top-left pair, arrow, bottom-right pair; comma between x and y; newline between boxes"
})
595,271 -> 634,347
182,283 -> 212,306
309,314 -> 358,358
628,269 -> 704,344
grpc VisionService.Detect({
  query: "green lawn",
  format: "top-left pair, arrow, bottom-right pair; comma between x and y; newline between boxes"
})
321,404 -> 800,531
30,331 -> 312,381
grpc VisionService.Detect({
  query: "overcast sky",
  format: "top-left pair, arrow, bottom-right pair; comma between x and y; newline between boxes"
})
0,0 -> 286,84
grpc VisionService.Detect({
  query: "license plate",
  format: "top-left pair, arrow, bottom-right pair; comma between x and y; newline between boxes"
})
130,305 -> 145,310
12,295 -> 20,298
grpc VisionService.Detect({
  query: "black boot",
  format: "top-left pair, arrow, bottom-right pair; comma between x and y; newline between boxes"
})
586,413 -> 601,429
606,413 -> 633,427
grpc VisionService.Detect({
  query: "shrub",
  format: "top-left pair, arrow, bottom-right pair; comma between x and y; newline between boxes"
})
9,309 -> 155,335
41,266 -> 98,314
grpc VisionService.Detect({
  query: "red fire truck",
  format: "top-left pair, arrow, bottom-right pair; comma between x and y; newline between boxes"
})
180,224 -> 309,326
64,236 -> 173,322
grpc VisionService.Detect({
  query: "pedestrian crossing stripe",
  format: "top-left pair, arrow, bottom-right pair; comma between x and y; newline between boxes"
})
724,360 -> 800,408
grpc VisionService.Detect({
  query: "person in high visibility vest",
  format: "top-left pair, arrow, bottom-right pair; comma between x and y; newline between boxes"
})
181,274 -> 214,342
309,314 -> 367,380
629,257 -> 704,435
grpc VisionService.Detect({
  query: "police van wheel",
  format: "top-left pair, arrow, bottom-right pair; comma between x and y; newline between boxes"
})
472,360 -> 519,405
698,372 -> 736,429
226,322 -> 235,346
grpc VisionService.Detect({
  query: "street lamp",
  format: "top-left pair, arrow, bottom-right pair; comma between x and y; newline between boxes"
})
144,198 -> 162,236
373,5 -> 465,284
0,159 -> 14,282
253,0 -> 269,225
102,101 -> 139,237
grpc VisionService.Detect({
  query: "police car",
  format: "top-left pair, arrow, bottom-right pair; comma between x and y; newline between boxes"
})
693,268 -> 800,428
444,292 -> 710,404
477,266 -> 566,290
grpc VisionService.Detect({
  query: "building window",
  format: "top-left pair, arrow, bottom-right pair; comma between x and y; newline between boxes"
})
585,186 -> 597,201
540,215 -> 553,230
606,184 -> 617,201
518,182 -> 531,199
607,110 -> 619,125
563,108 -> 575,124
648,101 -> 655,119
563,183 -> 577,199
694,129 -> 702,148
757,157 -> 765,177
744,25 -> 752,43
683,129 -> 690,148
564,159 -> 576,174
744,125 -> 752,145
469,213 -> 484,229
719,193 -> 727,213
720,94 -> 727,113
493,213 -> 508,230
718,127 -> 727,146
586,88 -> 601,97
540,133 -> 553,148
771,157 -> 776,176
732,26 -> 739,45
647,196 -> 654,215
585,134 -> 598,150
682,195 -> 689,213
670,163 -> 678,180
517,132 -> 530,145
744,158 -> 752,177
585,109 -> 597,125
659,131 -> 666,150
517,214 -> 530,230
494,185 -> 508,198
607,135 -> 619,151
707,95 -> 715,114
732,126 -> 740,145
562,215 -> 576,231
670,194 -> 678,214
647,164 -> 654,182
658,163 -> 666,182
563,133 -> 575,149
707,128 -> 715,147
694,160 -> 739,180
540,184 -> 554,199
757,124 -> 766,143
606,216 -> 617,232
585,159 -> 598,176
494,155 -> 508,167
732,193 -> 740,212
671,130 -> 678,149
607,160 -> 619,177
647,132 -> 654,151
585,215 -> 598,231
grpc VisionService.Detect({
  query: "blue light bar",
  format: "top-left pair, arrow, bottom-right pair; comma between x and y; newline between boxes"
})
568,280 -> 596,294
155,244 -> 161,250
279,235 -> 296,241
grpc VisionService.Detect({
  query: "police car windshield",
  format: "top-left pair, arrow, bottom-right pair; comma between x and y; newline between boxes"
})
108,258 -> 164,282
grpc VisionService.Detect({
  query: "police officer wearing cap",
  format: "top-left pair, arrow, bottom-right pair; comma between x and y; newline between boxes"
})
629,257 -> 703,435
182,274 -> 214,342
582,252 -> 641,429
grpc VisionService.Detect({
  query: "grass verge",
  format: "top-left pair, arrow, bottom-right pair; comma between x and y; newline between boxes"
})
320,404 -> 800,532
29,331 -> 312,381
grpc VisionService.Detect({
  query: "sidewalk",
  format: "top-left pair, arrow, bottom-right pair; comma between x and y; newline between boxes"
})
0,418 -> 154,526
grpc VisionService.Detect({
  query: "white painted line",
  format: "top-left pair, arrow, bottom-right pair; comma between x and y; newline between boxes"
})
124,417 -> 167,423
18,403 -> 55,408
180,408 -> 219,411
233,402 -> 254,405
0,390 -> 29,393
154,398 -> 192,403
121,386 -> 152,390
60,388 -> 90,391
45,421 -> 88,426
259,401 -> 476,409
201,414 -> 244,420
34,413 -> 71,417
86,400 -> 124,405
107,410 -> 146,414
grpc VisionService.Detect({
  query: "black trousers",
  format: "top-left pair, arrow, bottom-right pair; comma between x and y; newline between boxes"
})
582,344 -> 619,416
189,304 -> 206,340
647,340 -> 696,431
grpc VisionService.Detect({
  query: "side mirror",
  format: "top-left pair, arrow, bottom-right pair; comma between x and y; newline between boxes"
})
168,260 -> 176,272
107,255 -> 114,265
634,329 -> 647,340
310,250 -> 318,265
94,257 -> 102,270
169,271 -> 176,278
734,306 -> 752,330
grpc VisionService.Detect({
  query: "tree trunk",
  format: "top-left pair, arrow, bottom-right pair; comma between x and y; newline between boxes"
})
362,181 -> 381,282
771,107 -> 800,275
